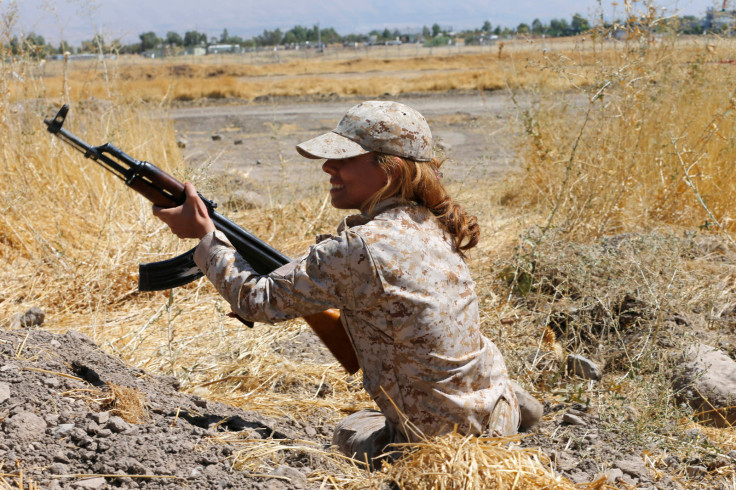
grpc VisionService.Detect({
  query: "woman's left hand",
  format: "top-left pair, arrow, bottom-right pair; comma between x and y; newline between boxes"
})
152,182 -> 216,239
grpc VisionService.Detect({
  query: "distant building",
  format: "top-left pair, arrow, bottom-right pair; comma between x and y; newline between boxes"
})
705,7 -> 736,32
185,47 -> 206,56
141,48 -> 167,58
398,31 -> 423,43
464,34 -> 497,46
207,44 -> 242,54
49,53 -> 116,61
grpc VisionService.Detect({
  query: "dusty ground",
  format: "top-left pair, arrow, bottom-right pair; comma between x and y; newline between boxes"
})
3,93 -> 735,489
168,91 -> 518,203
0,327 -> 343,489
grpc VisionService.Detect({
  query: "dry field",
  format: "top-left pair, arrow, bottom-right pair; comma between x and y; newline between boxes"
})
2,20 -> 736,490
18,36 -> 707,104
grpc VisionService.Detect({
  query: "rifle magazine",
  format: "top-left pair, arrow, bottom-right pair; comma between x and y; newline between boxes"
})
138,248 -> 204,291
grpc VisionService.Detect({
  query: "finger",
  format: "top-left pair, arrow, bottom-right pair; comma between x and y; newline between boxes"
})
183,181 -> 197,197
152,205 -> 176,220
184,182 -> 207,210
185,183 -> 213,222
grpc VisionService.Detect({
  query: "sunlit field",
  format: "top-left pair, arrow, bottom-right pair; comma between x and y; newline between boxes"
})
3,16 -> 736,489
15,36 -> 724,103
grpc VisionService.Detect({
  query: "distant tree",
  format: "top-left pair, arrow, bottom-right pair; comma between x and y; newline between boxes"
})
297,25 -> 311,41
677,15 -> 704,34
119,42 -> 141,54
57,40 -> 73,54
269,28 -> 284,45
571,13 -> 591,33
432,23 -> 441,37
139,31 -> 160,51
516,23 -> 530,34
218,29 -> 244,45
284,25 -> 309,43
108,38 -> 124,53
422,25 -> 431,38
183,30 -> 207,47
558,18 -> 572,36
26,32 -> 45,47
463,30 -> 478,45
320,27 -> 340,44
165,31 -> 182,46
254,28 -> 282,46
548,18 -> 571,36
9,36 -> 19,55
308,24 -> 320,42
493,26 -> 502,36
481,20 -> 491,33
382,28 -> 392,40
531,18 -> 545,35
424,34 -> 451,47
23,32 -> 52,58
80,34 -> 106,53
343,33 -> 366,44
283,31 -> 298,45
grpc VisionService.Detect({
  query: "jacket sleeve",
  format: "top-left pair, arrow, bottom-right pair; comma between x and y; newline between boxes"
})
193,229 -> 383,324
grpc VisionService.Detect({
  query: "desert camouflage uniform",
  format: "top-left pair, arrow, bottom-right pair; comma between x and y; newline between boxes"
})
193,198 -> 520,462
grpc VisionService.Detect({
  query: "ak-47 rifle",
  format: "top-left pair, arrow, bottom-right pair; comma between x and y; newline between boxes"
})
44,105 -> 359,374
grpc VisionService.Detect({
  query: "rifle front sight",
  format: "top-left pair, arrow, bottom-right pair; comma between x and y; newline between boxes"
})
44,104 -> 69,134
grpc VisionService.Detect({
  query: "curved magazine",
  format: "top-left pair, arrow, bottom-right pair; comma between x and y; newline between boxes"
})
138,248 -> 203,291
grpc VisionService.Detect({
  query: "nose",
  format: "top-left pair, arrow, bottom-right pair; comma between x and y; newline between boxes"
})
322,159 -> 338,175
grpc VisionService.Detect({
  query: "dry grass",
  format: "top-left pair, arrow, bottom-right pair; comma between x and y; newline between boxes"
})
376,434 -> 585,490
505,34 -> 736,240
101,382 -> 149,424
4,9 -> 736,488
218,431 -> 589,489
0,468 -> 40,490
9,41 -> 644,103
20,37 -> 727,105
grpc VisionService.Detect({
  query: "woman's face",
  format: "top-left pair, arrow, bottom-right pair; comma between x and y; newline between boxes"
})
322,152 -> 387,212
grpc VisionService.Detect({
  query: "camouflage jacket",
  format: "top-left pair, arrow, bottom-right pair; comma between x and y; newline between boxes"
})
193,199 -> 519,439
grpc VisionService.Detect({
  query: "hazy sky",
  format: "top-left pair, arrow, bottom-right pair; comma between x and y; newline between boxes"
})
15,0 -> 720,46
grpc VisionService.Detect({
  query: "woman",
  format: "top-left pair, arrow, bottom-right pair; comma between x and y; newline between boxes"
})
153,101 -> 522,467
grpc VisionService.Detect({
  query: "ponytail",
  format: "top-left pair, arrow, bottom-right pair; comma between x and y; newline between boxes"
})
364,153 -> 480,257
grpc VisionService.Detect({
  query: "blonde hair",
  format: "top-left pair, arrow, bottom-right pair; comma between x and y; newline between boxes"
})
364,153 -> 480,256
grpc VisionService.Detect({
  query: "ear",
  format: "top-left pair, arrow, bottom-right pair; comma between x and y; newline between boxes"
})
387,156 -> 402,182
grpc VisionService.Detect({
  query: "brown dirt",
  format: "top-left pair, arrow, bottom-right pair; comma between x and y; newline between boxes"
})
0,327 -> 341,489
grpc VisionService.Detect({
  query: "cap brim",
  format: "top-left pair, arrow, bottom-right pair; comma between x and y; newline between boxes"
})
296,131 -> 371,160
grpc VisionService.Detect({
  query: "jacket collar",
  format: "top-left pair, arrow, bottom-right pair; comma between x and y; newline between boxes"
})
339,198 -> 409,231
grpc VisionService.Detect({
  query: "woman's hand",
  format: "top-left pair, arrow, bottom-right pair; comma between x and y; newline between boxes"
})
152,182 -> 216,240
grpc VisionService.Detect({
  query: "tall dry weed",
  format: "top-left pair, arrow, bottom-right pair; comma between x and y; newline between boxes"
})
507,17 -> 736,242
489,8 -> 736,486
0,9 -> 185,332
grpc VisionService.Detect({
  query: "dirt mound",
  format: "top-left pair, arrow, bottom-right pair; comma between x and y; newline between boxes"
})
0,328 -> 318,489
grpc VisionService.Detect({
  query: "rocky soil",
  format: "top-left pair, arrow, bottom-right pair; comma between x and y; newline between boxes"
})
3,320 -> 735,489
0,327 -> 336,489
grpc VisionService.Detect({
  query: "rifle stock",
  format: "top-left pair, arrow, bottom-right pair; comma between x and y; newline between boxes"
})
44,105 -> 360,375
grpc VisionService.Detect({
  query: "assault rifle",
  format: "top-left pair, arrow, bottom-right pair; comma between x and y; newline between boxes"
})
44,105 -> 359,374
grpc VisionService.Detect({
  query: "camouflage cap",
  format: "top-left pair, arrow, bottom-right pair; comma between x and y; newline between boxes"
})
296,101 -> 433,162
